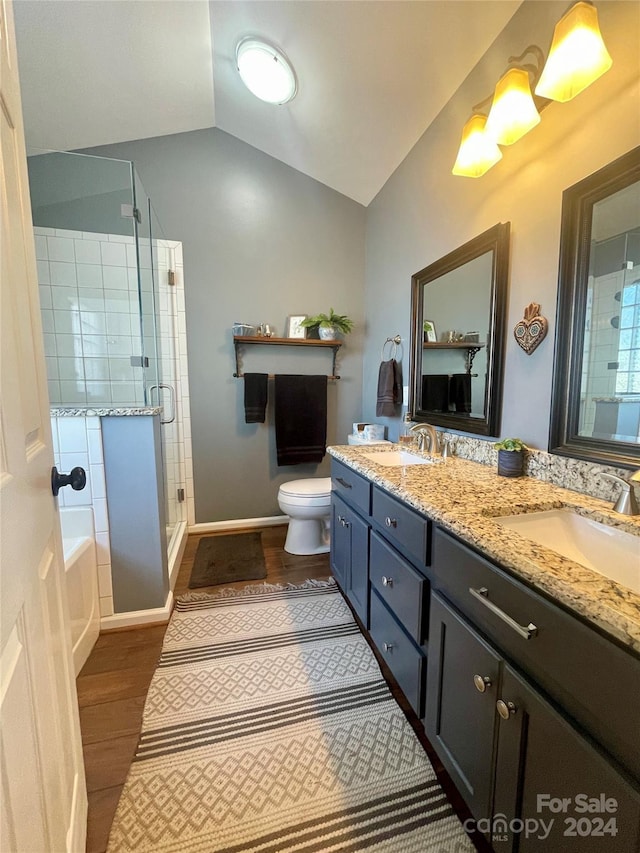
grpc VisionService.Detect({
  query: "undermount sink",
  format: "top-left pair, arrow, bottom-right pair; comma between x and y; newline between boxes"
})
493,508 -> 640,594
360,449 -> 432,467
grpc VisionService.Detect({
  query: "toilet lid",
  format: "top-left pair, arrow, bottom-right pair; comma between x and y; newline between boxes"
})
279,477 -> 332,498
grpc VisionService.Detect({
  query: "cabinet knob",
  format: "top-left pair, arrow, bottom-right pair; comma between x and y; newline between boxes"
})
337,515 -> 345,524
496,699 -> 517,720
383,642 -> 393,653
381,576 -> 393,587
473,674 -> 492,693
385,517 -> 397,528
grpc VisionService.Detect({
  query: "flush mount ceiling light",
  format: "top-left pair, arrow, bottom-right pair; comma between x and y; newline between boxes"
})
535,1 -> 612,102
236,38 -> 297,105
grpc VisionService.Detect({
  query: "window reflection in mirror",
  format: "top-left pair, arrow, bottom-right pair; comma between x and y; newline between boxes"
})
550,147 -> 640,468
409,223 -> 510,437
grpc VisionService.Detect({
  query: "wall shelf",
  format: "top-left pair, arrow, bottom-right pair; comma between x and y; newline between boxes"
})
233,335 -> 343,379
422,342 -> 485,373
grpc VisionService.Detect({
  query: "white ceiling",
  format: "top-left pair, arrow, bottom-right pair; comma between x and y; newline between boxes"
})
14,0 -> 522,206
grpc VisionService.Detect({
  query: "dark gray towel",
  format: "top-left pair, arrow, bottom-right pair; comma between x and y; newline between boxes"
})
244,373 -> 269,423
450,373 -> 472,413
422,374 -> 449,412
274,375 -> 327,466
376,359 -> 403,416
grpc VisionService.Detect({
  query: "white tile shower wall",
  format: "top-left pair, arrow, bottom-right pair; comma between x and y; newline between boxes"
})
35,226 -> 145,408
52,415 -> 114,617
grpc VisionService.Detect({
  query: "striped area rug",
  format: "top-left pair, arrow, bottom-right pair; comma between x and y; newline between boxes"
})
107,580 -> 473,852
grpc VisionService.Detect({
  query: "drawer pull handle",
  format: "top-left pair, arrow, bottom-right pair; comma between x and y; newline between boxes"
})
496,699 -> 517,720
473,674 -> 492,693
385,517 -> 397,528
381,576 -> 393,587
469,587 -> 538,640
336,477 -> 352,489
383,642 -> 393,652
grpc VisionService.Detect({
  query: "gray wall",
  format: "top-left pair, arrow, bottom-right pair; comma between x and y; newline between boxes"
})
363,0 -> 640,448
85,128 -> 366,522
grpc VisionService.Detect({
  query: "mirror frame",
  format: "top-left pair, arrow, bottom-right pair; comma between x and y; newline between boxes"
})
549,146 -> 640,469
409,222 -> 511,436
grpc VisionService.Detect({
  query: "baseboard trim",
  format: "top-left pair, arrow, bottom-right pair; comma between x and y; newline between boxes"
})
189,515 -> 288,533
168,520 -> 188,591
100,590 -> 174,631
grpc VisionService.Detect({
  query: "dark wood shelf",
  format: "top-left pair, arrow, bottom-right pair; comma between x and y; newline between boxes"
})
233,335 -> 342,378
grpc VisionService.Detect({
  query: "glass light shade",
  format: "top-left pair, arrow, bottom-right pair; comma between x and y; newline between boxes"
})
452,114 -> 503,178
236,39 -> 297,105
485,68 -> 541,146
535,1 -> 612,102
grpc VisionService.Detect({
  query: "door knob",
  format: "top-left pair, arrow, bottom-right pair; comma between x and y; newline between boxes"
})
51,466 -> 86,496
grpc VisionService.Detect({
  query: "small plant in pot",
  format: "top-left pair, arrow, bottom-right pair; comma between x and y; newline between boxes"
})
494,437 -> 528,478
301,309 -> 354,340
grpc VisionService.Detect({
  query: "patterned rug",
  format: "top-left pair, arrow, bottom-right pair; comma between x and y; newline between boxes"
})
107,579 -> 473,852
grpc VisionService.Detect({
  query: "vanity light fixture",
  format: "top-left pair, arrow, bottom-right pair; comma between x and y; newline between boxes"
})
535,1 -> 612,102
485,67 -> 541,146
452,1 -> 612,177
236,38 -> 298,105
452,114 -> 503,178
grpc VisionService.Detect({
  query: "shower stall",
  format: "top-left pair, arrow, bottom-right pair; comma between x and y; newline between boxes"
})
29,150 -> 192,620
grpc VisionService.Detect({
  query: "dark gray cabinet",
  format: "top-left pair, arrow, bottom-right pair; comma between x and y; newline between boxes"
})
427,529 -> 640,852
330,491 -> 369,625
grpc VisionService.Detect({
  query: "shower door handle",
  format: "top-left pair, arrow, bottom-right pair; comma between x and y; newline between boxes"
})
148,384 -> 176,424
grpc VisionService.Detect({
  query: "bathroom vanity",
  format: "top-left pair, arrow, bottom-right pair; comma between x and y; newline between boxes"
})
329,445 -> 640,852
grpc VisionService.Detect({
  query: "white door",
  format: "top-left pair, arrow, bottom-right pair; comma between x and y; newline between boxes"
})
0,2 -> 87,851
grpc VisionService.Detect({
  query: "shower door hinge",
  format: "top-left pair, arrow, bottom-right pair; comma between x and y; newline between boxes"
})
120,204 -> 142,223
177,488 -> 185,503
130,355 -> 149,368
168,269 -> 176,286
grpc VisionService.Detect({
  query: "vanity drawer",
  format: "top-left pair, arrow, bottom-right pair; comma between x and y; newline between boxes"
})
331,460 -> 371,516
370,531 -> 428,646
371,487 -> 430,567
433,527 -> 640,779
369,589 -> 425,717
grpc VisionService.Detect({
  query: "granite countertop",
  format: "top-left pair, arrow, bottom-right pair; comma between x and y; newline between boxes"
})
328,443 -> 640,655
50,407 -> 163,417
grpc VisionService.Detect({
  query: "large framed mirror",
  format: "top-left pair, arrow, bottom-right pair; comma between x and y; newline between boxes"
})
549,147 -> 640,469
409,222 -> 510,436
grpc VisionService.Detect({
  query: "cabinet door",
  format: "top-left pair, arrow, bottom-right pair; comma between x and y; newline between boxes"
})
494,664 -> 640,853
425,593 -> 501,821
330,494 -> 369,625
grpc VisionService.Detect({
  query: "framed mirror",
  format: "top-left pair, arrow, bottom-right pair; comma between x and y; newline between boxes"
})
549,147 -> 640,469
409,222 -> 510,436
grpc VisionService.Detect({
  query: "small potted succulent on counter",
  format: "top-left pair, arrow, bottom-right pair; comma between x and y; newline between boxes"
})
494,437 -> 528,477
301,309 -> 354,340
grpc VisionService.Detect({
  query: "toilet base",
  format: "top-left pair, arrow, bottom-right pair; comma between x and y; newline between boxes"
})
284,517 -> 330,555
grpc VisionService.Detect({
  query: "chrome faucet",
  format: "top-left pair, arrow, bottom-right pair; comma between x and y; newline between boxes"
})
601,470 -> 640,516
409,422 -> 441,456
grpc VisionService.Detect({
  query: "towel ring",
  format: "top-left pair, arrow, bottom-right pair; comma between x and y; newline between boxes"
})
381,335 -> 402,361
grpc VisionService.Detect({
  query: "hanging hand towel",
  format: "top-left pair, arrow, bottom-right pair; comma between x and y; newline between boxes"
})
422,374 -> 449,412
244,373 -> 269,423
376,359 -> 403,416
450,373 -> 472,413
274,375 -> 328,466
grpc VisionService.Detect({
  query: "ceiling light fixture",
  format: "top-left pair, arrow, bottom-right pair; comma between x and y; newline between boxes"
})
236,38 -> 297,105
452,1 -> 612,178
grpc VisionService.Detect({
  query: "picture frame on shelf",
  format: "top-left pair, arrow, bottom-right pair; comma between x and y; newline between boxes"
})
286,315 -> 307,339
423,319 -> 437,343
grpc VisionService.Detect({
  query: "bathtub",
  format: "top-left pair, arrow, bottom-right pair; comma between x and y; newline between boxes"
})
60,507 -> 100,676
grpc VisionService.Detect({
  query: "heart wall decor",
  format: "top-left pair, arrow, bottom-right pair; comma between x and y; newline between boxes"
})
514,302 -> 548,354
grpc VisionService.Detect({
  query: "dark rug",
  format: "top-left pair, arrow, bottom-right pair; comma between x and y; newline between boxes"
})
188,532 -> 267,589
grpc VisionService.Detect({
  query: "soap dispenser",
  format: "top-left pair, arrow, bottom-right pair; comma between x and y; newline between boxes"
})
399,412 -> 416,446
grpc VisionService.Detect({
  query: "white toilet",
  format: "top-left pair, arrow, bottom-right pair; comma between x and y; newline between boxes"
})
277,431 -> 391,555
278,478 -> 332,555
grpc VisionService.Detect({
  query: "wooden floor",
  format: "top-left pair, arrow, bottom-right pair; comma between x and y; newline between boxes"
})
78,524 -> 484,852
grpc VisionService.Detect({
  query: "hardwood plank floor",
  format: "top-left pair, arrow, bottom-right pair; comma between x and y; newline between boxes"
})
78,524 -> 484,852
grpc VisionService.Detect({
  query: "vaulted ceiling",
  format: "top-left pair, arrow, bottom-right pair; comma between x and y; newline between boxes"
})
14,0 -> 521,205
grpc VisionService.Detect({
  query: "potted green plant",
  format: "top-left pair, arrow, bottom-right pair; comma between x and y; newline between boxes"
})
494,437 -> 528,477
301,308 -> 354,340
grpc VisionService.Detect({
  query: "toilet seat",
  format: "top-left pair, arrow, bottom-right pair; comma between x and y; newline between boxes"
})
278,477 -> 331,503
